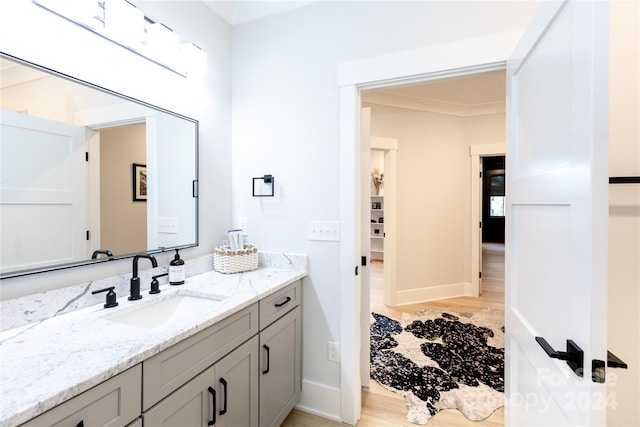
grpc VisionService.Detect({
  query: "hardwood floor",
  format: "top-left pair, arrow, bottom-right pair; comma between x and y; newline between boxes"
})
283,243 -> 505,427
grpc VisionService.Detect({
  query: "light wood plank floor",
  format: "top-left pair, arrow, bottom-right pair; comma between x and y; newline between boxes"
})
283,243 -> 505,427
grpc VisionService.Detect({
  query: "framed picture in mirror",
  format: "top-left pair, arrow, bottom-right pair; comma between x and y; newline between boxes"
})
133,163 -> 147,201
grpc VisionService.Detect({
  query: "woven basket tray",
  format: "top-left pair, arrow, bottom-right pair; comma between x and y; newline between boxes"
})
213,244 -> 258,274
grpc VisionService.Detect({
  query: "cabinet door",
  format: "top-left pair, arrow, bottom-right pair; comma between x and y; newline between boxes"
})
143,338 -> 259,427
143,304 -> 258,410
21,365 -> 141,427
143,364 -> 215,427
259,306 -> 301,427
214,336 -> 259,427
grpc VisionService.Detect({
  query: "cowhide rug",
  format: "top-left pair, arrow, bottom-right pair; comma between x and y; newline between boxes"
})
370,308 -> 504,425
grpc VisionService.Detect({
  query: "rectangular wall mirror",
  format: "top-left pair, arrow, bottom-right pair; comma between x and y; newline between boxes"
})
0,53 -> 199,278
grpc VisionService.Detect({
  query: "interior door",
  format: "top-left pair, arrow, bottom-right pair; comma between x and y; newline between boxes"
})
505,1 -> 609,425
1,110 -> 88,273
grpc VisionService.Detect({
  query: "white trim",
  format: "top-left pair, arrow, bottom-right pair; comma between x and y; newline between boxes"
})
363,91 -> 505,117
338,84 -> 361,425
339,30 -> 523,87
296,380 -> 341,422
395,282 -> 471,306
469,143 -> 506,296
339,32 -> 521,424
370,136 -> 398,150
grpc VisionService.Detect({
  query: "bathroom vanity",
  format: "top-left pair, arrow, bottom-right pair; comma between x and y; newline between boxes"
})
0,263 -> 305,427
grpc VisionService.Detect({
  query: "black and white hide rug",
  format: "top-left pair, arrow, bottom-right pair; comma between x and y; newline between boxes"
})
370,308 -> 504,425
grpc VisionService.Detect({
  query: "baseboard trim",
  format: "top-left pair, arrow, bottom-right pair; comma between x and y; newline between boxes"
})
296,379 -> 342,422
395,282 -> 471,306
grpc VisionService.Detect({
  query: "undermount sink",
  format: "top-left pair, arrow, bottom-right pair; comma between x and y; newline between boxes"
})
101,292 -> 228,330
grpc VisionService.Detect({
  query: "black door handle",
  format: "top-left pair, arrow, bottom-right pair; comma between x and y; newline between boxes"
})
263,344 -> 270,374
208,386 -> 216,425
219,378 -> 228,415
535,337 -> 584,377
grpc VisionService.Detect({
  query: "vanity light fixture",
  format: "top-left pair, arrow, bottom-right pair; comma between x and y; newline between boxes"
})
32,0 -> 206,77
253,175 -> 275,197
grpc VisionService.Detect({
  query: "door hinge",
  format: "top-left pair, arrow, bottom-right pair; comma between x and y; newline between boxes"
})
479,271 -> 482,279
361,256 -> 367,267
85,152 -> 89,162
192,180 -> 199,198
479,221 -> 482,228
86,230 -> 90,240
480,171 -> 483,178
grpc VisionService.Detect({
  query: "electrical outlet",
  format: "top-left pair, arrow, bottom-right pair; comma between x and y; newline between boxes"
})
328,341 -> 339,362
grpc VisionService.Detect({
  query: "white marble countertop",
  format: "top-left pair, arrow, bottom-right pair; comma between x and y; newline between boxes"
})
0,265 -> 306,427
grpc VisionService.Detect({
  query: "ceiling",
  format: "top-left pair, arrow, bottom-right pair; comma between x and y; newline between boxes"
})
362,70 -> 506,117
203,0 -> 317,26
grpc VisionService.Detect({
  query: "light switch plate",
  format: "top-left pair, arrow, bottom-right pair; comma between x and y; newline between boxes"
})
157,217 -> 178,234
308,221 -> 341,241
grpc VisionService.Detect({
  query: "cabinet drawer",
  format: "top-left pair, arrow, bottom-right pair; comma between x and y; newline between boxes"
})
20,365 -> 141,427
142,303 -> 258,410
259,281 -> 300,330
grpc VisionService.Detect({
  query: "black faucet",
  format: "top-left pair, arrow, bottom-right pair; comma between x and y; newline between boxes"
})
91,249 -> 114,260
129,254 -> 158,301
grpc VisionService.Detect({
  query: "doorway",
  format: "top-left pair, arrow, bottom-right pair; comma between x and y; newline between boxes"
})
338,33 -> 519,424
361,69 -> 506,307
360,73 -> 507,425
482,156 -> 505,244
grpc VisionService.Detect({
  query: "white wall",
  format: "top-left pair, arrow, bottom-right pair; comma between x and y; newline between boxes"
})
366,104 -> 504,302
231,1 -> 537,419
0,0 -> 232,298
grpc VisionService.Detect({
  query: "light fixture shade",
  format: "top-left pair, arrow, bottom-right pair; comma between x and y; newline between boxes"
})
33,0 -> 103,30
146,22 -> 180,69
104,0 -> 144,45
179,43 -> 207,76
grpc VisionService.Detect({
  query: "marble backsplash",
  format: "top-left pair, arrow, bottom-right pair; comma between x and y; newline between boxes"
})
1,251 -> 307,332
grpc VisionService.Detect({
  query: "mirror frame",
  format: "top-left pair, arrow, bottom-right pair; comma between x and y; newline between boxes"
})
0,52 -> 199,279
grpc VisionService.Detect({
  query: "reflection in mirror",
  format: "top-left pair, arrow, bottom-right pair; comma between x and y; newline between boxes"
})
0,53 -> 198,278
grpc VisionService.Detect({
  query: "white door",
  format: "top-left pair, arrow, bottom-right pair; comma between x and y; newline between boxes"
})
506,1 -> 609,425
1,110 -> 88,273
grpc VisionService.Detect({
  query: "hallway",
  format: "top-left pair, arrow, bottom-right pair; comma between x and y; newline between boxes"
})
283,243 -> 505,426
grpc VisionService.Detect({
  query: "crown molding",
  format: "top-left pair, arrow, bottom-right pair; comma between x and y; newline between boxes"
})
362,91 -> 505,117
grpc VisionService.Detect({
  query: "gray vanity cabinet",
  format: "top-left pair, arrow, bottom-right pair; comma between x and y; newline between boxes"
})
143,336 -> 259,427
259,282 -> 302,427
141,304 -> 259,411
16,280 -> 303,427
19,365 -> 141,427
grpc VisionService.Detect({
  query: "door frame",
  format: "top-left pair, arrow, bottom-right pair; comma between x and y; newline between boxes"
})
470,144 -> 506,296
338,31 -> 524,424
